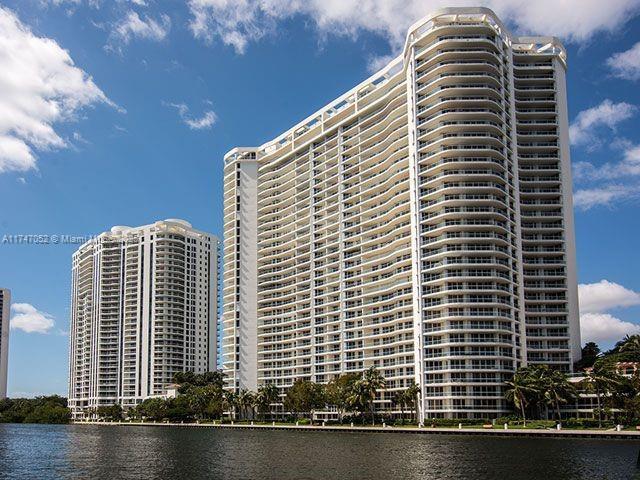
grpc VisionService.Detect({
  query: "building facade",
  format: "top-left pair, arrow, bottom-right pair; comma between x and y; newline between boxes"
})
0,288 -> 10,399
222,7 -> 580,420
68,219 -> 219,417
565,362 -> 639,420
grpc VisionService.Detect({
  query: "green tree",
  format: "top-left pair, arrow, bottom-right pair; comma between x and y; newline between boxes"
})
204,386 -> 225,420
189,384 -> 224,420
576,342 -> 601,370
136,398 -> 168,421
540,367 -> 577,422
0,396 -> 71,424
583,362 -> 624,428
173,371 -> 196,390
346,379 -> 369,424
325,373 -> 359,422
391,390 -> 407,424
505,367 -> 540,426
96,404 -> 123,422
283,380 -> 325,423
166,370 -> 227,421
255,384 -> 279,421
602,335 -> 640,364
361,366 -> 385,425
620,335 -> 640,361
200,371 -> 226,388
174,370 -> 226,392
620,379 -> 640,424
166,395 -> 194,422
223,390 -> 238,420
236,389 -> 256,421
405,383 -> 421,423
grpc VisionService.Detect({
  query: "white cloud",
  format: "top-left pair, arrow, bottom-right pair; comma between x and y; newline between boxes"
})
163,102 -> 217,130
367,53 -> 396,73
43,0 -> 102,8
72,131 -> 89,145
580,313 -> 640,345
187,0 -> 640,54
10,303 -> 55,334
607,41 -> 640,81
573,139 -> 640,183
569,102 -> 640,209
45,0 -> 148,10
45,0 -> 89,5
107,10 -> 171,52
573,184 -> 640,210
569,100 -> 637,148
579,280 -> 640,313
184,111 -> 216,130
0,7 -> 115,174
578,280 -> 640,345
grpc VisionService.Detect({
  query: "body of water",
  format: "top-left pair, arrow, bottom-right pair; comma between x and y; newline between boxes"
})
0,424 -> 639,479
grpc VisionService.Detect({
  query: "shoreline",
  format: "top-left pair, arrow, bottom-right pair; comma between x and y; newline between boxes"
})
72,421 -> 640,439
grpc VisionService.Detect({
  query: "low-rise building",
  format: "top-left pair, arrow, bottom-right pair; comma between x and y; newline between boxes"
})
564,362 -> 639,419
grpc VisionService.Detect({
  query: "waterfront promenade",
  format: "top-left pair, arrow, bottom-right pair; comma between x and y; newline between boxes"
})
76,421 -> 640,439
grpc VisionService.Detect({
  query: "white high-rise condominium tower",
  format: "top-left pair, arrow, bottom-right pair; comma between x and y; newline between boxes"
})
68,219 -> 219,418
222,7 -> 580,420
0,288 -> 10,399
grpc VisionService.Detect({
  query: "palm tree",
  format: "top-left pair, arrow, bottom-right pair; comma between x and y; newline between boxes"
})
391,391 -> 406,424
584,362 -> 623,428
346,379 -> 369,425
541,369 -> 577,423
236,389 -> 255,421
223,390 -> 238,421
504,368 -> 539,427
361,366 -> 385,425
405,383 -> 421,423
620,335 -> 640,360
255,383 -> 279,421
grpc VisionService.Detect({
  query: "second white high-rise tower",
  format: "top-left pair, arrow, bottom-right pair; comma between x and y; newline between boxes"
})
68,219 -> 219,418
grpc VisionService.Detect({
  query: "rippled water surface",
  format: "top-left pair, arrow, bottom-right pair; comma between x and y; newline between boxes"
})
1,424 -> 639,480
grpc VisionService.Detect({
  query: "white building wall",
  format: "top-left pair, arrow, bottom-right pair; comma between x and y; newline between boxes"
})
222,7 -> 581,419
554,62 -> 582,364
513,39 -> 580,370
0,289 -> 10,399
222,153 -> 259,391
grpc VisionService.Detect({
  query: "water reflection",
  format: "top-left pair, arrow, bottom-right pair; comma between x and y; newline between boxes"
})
0,424 -> 638,480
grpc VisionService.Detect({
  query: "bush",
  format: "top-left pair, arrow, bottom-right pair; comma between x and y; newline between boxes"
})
393,418 -> 417,426
500,419 -> 556,429
340,414 -> 359,424
426,418 -> 489,427
524,420 -> 556,429
495,415 -> 520,424
563,418 -> 614,429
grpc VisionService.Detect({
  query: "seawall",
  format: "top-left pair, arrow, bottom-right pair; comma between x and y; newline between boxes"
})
74,421 -> 640,439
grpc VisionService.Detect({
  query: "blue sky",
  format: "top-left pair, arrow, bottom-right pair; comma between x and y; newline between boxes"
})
0,0 -> 639,397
